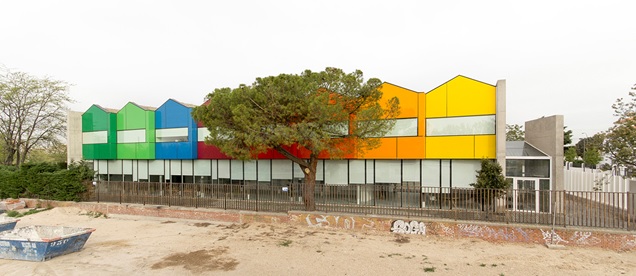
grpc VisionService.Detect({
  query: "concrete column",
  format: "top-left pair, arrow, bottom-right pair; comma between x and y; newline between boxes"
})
66,111 -> 83,165
495,80 -> 507,172
525,115 -> 564,191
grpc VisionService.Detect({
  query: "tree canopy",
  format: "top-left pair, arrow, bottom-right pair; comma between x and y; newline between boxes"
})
604,84 -> 636,169
0,68 -> 71,166
505,124 -> 524,141
193,67 -> 400,210
575,133 -> 604,167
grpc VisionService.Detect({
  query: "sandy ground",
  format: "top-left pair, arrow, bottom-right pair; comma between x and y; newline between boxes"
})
0,207 -> 633,276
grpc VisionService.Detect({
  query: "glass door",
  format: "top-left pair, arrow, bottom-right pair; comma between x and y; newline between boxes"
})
516,179 -> 537,212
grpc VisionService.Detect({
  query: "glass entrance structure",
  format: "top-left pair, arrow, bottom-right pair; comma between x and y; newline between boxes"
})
505,141 -> 552,213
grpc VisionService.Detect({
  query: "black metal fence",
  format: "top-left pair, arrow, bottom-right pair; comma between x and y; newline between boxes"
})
86,181 -> 636,231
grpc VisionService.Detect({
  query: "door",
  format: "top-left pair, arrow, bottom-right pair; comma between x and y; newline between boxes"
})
507,177 -> 551,213
516,179 -> 537,212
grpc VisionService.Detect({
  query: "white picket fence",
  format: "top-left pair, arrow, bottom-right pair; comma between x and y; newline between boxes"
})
563,166 -> 631,193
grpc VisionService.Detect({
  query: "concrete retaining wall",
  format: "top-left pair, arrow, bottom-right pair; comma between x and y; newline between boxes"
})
22,199 -> 636,251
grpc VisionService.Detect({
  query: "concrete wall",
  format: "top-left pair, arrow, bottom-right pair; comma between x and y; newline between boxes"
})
66,111 -> 83,165
496,80 -> 507,172
525,115 -> 564,190
22,199 -> 636,252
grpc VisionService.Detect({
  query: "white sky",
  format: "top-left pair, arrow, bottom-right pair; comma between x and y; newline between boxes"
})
1,0 -> 634,143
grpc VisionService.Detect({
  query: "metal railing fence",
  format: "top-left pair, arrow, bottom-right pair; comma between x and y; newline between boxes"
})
87,181 -> 635,231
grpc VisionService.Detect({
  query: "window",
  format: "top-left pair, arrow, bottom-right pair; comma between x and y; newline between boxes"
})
82,131 -> 108,144
385,118 -> 418,137
156,128 -> 188,142
426,115 -> 495,136
117,129 -> 146,143
197,127 -> 209,142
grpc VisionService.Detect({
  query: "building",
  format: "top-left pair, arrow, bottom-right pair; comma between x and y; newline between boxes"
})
69,75 -> 562,211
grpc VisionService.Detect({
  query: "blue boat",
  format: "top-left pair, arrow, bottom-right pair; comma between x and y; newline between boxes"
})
0,226 -> 95,261
0,217 -> 18,232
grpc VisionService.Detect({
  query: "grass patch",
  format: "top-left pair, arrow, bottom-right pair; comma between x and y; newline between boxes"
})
5,208 -> 52,218
278,240 -> 292,247
424,267 -> 436,272
479,263 -> 486,267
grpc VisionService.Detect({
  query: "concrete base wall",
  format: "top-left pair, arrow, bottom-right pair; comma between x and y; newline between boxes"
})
23,199 -> 636,252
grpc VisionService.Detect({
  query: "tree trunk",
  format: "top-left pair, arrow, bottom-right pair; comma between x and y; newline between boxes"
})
301,157 -> 319,211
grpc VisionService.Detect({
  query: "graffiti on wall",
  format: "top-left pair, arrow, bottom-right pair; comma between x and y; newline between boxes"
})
621,235 -> 636,250
456,224 -> 527,242
390,220 -> 426,235
434,223 -> 455,236
541,229 -> 568,245
303,214 -> 377,230
569,231 -> 600,245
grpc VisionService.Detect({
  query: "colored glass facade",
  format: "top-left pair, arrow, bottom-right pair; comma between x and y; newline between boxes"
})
116,102 -> 156,159
81,105 -> 117,160
81,76 -> 504,187
155,99 -> 198,159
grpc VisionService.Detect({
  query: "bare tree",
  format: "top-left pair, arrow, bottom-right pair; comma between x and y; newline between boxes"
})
0,68 -> 71,166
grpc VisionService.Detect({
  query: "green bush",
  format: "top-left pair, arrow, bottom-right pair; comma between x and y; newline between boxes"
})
0,161 -> 94,201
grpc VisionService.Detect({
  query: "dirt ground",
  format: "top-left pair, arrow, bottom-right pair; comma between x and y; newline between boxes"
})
0,207 -> 634,276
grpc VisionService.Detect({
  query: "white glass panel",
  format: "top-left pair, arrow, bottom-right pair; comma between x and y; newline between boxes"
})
82,131 -> 108,144
182,160 -> 193,175
170,160 -> 182,175
293,162 -> 305,179
451,160 -> 481,188
211,160 -> 217,180
197,127 -> 210,142
108,160 -> 122,174
138,160 -> 148,180
402,160 -> 420,182
123,160 -> 133,174
194,160 -> 211,176
325,160 -> 347,185
272,160 -> 292,180
244,161 -> 257,181
231,160 -> 243,180
218,160 -> 230,179
375,160 -> 400,183
349,160 -> 365,184
156,128 -> 188,142
422,160 -> 440,187
117,129 -> 146,143
98,160 -> 108,174
366,160 -> 374,184
441,160 -> 451,188
316,160 -> 324,181
257,160 -> 271,181
426,115 -> 495,136
164,160 -> 171,178
148,160 -> 164,175
132,160 -> 139,181
385,118 -> 418,137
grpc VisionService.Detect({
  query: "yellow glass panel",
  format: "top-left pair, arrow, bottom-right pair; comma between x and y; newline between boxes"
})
359,138 -> 397,159
425,136 -> 474,159
379,83 -> 418,118
425,84 -> 447,118
446,76 -> 496,117
397,137 -> 425,159
474,135 -> 496,159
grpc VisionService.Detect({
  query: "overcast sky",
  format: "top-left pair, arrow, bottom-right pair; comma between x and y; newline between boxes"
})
1,0 -> 634,143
